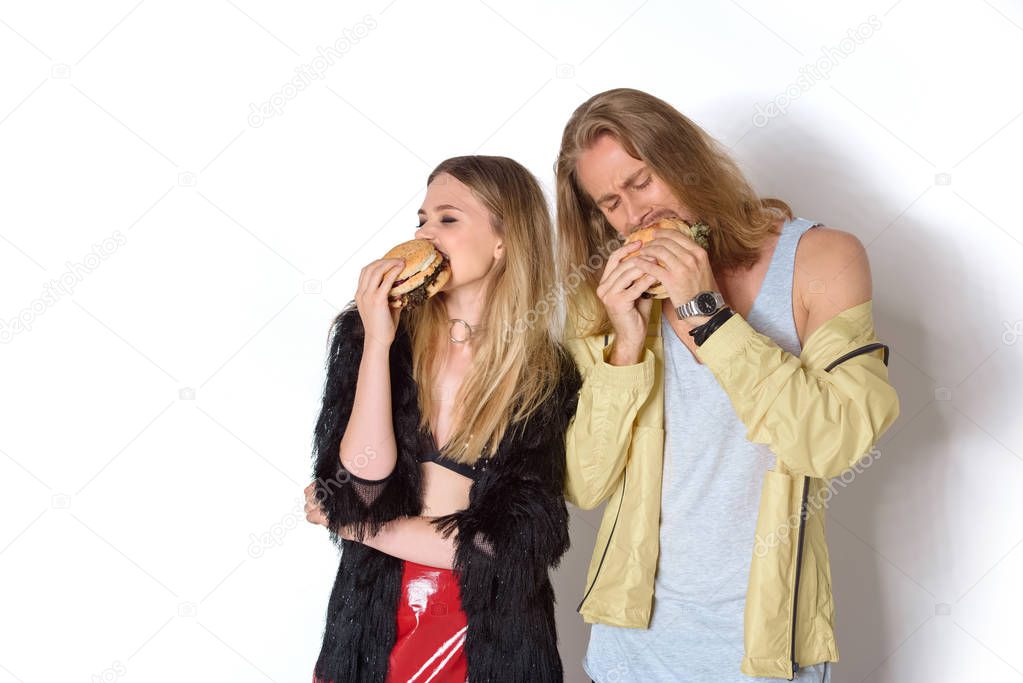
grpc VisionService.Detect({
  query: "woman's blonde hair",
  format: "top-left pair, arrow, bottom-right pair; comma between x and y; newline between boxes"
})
403,155 -> 563,465
554,87 -> 793,338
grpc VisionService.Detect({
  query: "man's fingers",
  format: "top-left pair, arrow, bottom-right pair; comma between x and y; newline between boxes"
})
620,273 -> 657,299
650,227 -> 696,247
604,265 -> 655,302
598,262 -> 634,298
606,263 -> 648,293
630,254 -> 671,280
639,242 -> 686,272
600,241 -> 642,285
647,230 -> 705,260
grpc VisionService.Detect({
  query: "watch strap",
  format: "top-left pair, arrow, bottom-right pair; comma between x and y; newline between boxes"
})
689,307 -> 735,346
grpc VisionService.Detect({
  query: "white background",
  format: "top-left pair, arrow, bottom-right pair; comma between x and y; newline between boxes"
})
1,1 -> 1022,681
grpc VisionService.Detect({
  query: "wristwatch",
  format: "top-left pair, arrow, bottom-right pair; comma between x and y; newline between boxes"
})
676,291 -> 726,319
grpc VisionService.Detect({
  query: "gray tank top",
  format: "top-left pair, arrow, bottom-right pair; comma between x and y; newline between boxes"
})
583,217 -> 832,683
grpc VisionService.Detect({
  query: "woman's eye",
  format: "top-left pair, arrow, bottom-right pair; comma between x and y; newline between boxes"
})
416,217 -> 456,228
636,176 -> 652,189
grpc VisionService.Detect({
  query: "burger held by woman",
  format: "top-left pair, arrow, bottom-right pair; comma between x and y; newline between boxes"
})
305,155 -> 583,683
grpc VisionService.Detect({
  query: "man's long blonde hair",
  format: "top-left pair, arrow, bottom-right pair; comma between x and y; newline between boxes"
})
403,156 -> 563,465
555,88 -> 793,338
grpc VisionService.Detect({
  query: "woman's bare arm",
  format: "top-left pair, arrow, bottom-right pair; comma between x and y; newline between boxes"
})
338,337 -> 398,481
359,516 -> 457,569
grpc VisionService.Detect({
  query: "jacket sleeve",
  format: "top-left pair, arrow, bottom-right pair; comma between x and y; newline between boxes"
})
562,334 -> 657,509
431,349 -> 582,602
695,301 -> 900,479
311,305 -> 420,547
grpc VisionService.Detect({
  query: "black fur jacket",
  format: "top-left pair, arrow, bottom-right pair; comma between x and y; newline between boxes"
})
311,305 -> 582,683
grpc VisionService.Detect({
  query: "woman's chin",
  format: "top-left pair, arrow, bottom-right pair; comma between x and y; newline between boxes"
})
440,274 -> 493,297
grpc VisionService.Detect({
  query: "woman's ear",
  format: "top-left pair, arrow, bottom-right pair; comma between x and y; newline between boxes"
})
493,240 -> 504,261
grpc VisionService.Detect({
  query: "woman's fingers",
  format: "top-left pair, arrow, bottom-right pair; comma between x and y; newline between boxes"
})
357,259 -> 404,300
304,483 -> 321,524
367,259 -> 401,289
377,260 -> 405,291
354,258 -> 406,347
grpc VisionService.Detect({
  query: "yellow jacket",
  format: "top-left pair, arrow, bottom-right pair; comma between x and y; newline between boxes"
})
563,299 -> 900,680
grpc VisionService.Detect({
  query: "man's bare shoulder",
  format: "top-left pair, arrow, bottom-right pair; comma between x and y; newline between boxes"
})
794,226 -> 873,344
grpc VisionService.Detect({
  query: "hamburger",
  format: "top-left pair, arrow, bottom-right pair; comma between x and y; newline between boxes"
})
621,217 -> 710,299
383,239 -> 451,309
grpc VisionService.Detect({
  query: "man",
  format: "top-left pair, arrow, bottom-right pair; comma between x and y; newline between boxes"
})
556,88 -> 900,681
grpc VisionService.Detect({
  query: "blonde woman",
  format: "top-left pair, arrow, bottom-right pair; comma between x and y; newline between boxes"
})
306,156 -> 581,683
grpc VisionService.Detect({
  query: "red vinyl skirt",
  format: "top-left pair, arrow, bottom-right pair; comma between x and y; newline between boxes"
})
385,559 -> 468,683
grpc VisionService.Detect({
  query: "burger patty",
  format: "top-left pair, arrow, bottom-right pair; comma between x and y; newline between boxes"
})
391,253 -> 449,308
392,252 -> 439,288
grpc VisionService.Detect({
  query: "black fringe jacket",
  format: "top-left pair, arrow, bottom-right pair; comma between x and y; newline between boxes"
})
311,305 -> 582,683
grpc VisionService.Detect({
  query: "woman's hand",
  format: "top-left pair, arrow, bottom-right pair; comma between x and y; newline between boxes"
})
355,258 -> 405,350
595,240 -> 654,363
305,483 -> 365,540
304,482 -> 328,527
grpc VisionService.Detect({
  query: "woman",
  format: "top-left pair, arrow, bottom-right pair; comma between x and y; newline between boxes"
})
305,155 -> 582,683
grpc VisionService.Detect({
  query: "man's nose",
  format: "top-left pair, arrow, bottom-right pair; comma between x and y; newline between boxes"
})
623,197 -> 649,234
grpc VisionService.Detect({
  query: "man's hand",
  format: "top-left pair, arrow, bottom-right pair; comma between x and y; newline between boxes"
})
596,240 -> 655,364
630,227 -> 721,331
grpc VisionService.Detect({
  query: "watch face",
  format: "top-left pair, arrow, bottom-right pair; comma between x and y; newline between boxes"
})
696,292 -> 717,314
